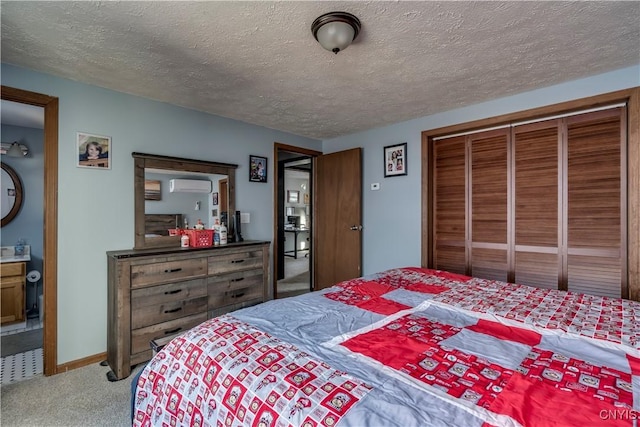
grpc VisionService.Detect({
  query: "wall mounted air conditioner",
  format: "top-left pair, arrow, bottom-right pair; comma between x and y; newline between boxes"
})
169,179 -> 212,193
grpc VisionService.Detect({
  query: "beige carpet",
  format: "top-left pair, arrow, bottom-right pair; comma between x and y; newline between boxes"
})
1,362 -> 143,426
277,257 -> 310,298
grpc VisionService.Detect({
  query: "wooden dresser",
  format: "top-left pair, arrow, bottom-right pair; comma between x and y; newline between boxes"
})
106,241 -> 269,380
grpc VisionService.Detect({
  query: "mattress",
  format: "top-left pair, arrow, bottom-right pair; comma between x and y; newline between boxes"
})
132,267 -> 640,426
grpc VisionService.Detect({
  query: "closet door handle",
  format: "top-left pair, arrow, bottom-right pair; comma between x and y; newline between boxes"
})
231,259 -> 245,264
164,307 -> 182,314
231,292 -> 245,299
164,327 -> 182,335
164,268 -> 183,273
230,277 -> 245,283
164,289 -> 182,295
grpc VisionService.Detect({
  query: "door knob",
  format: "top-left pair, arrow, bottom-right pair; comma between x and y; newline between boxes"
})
350,225 -> 363,231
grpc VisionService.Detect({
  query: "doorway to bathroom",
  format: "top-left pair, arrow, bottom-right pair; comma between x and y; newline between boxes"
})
1,86 -> 59,382
0,99 -> 45,385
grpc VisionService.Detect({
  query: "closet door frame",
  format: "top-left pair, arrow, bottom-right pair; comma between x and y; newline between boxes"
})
422,87 -> 639,301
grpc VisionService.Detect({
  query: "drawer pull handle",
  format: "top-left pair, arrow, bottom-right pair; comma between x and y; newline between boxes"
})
164,327 -> 182,335
164,268 -> 183,273
164,289 -> 182,295
230,277 -> 245,283
230,259 -> 245,264
231,292 -> 245,299
164,307 -> 183,314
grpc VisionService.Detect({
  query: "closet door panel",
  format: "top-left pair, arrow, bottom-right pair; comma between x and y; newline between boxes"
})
435,244 -> 466,275
434,136 -> 466,273
470,131 -> 508,244
513,121 -> 559,289
515,252 -> 558,289
568,255 -> 621,298
470,131 -> 508,281
566,109 -> 623,297
471,248 -> 508,282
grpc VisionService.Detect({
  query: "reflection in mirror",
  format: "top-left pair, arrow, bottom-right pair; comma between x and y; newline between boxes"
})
133,153 -> 238,249
144,169 -> 228,232
1,163 -> 23,227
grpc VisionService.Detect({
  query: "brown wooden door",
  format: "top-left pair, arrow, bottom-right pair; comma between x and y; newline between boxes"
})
314,148 -> 362,290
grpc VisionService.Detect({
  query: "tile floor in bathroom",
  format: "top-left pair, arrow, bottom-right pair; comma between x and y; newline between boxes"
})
0,318 -> 43,386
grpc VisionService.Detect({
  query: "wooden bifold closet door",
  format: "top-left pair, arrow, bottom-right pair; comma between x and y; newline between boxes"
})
432,107 -> 626,298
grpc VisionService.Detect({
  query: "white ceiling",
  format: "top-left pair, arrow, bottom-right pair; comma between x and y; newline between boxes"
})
1,1 -> 638,140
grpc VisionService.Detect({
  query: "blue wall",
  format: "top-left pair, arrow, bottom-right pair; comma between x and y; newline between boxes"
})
1,124 -> 44,310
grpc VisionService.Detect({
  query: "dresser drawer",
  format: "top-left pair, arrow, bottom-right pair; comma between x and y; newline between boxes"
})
131,278 -> 207,309
131,294 -> 208,329
208,249 -> 263,275
131,312 -> 207,355
208,269 -> 264,308
1,262 -> 25,278
131,257 -> 207,288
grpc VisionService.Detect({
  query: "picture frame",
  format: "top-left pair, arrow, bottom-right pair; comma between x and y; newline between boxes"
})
77,132 -> 111,169
287,190 -> 299,203
249,155 -> 268,183
384,142 -> 407,177
212,192 -> 219,205
144,180 -> 161,201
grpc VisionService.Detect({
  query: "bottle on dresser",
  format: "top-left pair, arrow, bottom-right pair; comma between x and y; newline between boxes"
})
220,221 -> 227,245
213,218 -> 221,246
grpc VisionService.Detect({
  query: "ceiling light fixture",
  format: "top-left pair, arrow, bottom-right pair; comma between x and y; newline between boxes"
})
311,11 -> 361,54
2,141 -> 29,157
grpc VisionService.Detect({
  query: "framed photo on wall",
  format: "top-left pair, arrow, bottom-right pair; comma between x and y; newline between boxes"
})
77,132 -> 111,169
384,142 -> 407,177
249,155 -> 268,183
212,192 -> 219,205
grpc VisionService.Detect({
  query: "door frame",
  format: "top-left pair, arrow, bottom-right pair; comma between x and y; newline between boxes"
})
2,85 -> 58,376
272,143 -> 321,298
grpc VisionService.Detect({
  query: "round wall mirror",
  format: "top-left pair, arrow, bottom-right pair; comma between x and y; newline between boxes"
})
1,163 -> 24,227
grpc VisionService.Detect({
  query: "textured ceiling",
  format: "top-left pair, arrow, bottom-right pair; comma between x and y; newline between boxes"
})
1,1 -> 638,140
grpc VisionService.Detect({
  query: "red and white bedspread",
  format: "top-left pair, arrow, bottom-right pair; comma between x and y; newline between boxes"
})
133,268 -> 640,427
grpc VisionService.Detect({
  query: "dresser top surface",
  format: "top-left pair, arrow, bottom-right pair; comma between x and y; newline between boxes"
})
107,240 -> 270,259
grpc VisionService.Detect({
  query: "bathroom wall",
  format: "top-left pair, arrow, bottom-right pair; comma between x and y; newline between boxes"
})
1,124 -> 44,310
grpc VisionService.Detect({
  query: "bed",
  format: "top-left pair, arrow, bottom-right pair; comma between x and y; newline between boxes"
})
132,267 -> 640,426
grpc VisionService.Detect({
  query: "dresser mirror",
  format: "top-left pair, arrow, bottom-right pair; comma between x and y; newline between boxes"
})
133,152 -> 238,249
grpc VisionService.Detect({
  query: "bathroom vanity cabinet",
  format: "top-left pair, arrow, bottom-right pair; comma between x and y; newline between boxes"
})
1,261 -> 26,325
106,240 -> 269,380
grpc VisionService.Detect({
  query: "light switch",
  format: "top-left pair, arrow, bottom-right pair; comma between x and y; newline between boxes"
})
371,183 -> 380,191
240,212 -> 250,223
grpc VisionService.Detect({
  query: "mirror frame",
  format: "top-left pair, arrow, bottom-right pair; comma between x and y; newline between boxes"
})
1,163 -> 24,227
133,152 -> 238,249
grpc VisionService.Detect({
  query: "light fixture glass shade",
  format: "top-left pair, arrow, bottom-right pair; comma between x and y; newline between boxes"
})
311,12 -> 361,54
7,142 -> 25,157
316,21 -> 355,53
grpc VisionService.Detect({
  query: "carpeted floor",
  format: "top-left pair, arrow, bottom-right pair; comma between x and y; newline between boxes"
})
1,328 -> 43,357
1,361 -> 142,426
277,257 -> 310,298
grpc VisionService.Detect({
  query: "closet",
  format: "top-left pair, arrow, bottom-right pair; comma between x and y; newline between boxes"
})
429,106 -> 626,298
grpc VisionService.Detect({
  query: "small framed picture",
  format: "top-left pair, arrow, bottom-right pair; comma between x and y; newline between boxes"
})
249,155 -> 268,183
287,190 -> 299,203
384,142 -> 407,177
212,192 -> 219,205
144,180 -> 161,201
77,132 -> 111,169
